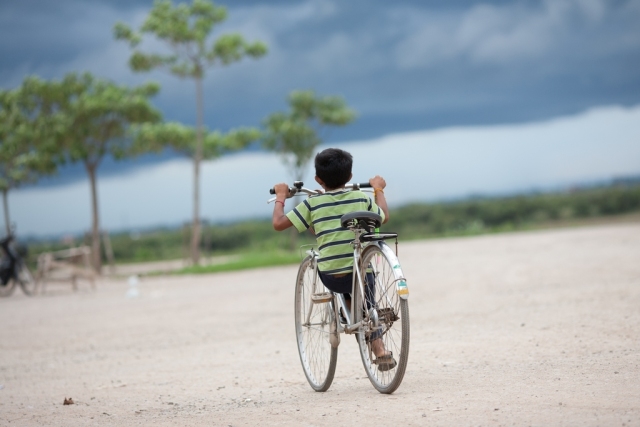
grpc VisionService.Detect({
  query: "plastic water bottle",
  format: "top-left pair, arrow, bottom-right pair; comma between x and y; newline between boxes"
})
126,275 -> 140,299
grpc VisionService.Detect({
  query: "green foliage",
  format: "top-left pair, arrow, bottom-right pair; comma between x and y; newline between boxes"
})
175,251 -> 302,275
389,184 -> 640,238
132,122 -> 260,158
25,72 -> 165,270
0,78 -> 66,232
28,220 -> 314,266
262,90 -> 356,180
42,73 -> 162,166
110,229 -> 185,261
0,81 -> 60,192
114,0 -> 267,79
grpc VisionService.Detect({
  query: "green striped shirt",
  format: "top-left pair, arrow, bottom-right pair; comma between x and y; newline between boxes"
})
286,189 -> 385,274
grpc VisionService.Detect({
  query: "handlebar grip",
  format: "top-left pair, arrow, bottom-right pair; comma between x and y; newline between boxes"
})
359,182 -> 372,188
270,187 -> 296,195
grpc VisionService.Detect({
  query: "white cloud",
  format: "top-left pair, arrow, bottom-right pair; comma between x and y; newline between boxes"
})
5,104 -> 640,237
393,0 -> 634,69
347,104 -> 640,202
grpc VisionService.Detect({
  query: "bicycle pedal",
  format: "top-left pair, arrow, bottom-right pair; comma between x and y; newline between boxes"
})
311,292 -> 333,303
372,352 -> 394,364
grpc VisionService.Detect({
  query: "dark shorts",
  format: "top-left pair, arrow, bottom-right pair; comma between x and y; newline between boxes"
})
317,271 -> 374,296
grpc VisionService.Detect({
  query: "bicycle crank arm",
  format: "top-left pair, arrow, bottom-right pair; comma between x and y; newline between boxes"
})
343,319 -> 367,334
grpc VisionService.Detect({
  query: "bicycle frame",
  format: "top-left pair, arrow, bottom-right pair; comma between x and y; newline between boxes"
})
306,236 -> 408,337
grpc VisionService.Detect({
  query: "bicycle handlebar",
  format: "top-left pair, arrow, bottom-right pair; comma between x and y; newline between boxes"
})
268,181 -> 373,203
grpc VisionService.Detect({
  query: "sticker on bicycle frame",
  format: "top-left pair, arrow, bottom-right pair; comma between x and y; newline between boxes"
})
393,265 -> 401,269
396,280 -> 409,298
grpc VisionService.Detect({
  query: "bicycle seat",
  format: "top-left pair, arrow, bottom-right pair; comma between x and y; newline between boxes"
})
340,211 -> 382,231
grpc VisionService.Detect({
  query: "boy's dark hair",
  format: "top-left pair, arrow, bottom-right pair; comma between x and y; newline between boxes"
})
315,148 -> 353,189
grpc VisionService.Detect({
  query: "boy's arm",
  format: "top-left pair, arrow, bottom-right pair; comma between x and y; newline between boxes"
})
272,183 -> 294,231
370,175 -> 389,224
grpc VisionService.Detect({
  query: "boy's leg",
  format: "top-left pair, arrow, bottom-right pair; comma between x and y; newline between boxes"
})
336,293 -> 351,324
317,271 -> 353,324
343,294 -> 351,316
364,271 -> 393,358
370,338 -> 391,358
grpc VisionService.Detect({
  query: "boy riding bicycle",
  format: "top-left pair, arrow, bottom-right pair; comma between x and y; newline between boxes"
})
272,148 -> 396,370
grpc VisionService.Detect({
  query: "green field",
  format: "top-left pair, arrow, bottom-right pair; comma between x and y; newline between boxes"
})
25,182 -> 640,274
174,251 -> 304,275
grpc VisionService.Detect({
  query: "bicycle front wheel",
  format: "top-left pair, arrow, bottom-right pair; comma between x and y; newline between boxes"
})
294,255 -> 338,392
356,243 -> 410,394
17,262 -> 37,296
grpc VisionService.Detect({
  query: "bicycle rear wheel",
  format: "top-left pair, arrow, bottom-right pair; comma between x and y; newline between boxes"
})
294,255 -> 338,392
17,261 -> 37,296
355,243 -> 409,394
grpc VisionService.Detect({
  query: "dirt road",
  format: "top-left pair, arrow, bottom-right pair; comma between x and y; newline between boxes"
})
1,223 -> 639,426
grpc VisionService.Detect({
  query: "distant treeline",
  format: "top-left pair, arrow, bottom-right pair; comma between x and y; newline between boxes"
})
390,183 -> 640,237
26,182 -> 640,265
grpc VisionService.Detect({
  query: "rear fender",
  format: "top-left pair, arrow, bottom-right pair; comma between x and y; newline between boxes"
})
377,242 -> 409,300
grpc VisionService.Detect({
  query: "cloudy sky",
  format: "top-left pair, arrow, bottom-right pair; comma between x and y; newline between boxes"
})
1,0 -> 639,236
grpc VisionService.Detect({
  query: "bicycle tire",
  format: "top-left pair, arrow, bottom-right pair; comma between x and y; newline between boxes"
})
0,277 -> 16,297
294,255 -> 338,392
17,262 -> 37,296
355,243 -> 410,394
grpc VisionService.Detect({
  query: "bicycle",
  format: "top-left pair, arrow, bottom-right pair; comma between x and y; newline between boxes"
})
268,181 -> 410,394
0,231 -> 37,297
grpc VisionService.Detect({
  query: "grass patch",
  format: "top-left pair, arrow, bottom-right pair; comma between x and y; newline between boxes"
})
174,251 -> 303,275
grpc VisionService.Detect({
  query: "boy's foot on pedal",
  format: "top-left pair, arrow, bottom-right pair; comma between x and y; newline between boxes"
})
371,338 -> 397,371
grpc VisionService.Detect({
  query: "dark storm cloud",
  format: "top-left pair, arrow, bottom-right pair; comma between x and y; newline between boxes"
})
220,0 -> 640,138
1,0 -> 639,140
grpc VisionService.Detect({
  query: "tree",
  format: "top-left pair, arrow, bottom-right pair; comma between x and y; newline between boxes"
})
44,73 -> 163,272
263,90 -> 356,250
114,0 -> 268,264
262,90 -> 356,181
0,82 -> 59,235
131,121 -> 260,167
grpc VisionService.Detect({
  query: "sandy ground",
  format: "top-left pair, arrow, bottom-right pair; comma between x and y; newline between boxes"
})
1,223 -> 639,426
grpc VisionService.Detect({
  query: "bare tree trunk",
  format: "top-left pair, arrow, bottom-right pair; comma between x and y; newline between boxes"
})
86,163 -> 102,273
2,189 -> 10,236
191,75 -> 204,265
102,230 -> 115,273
